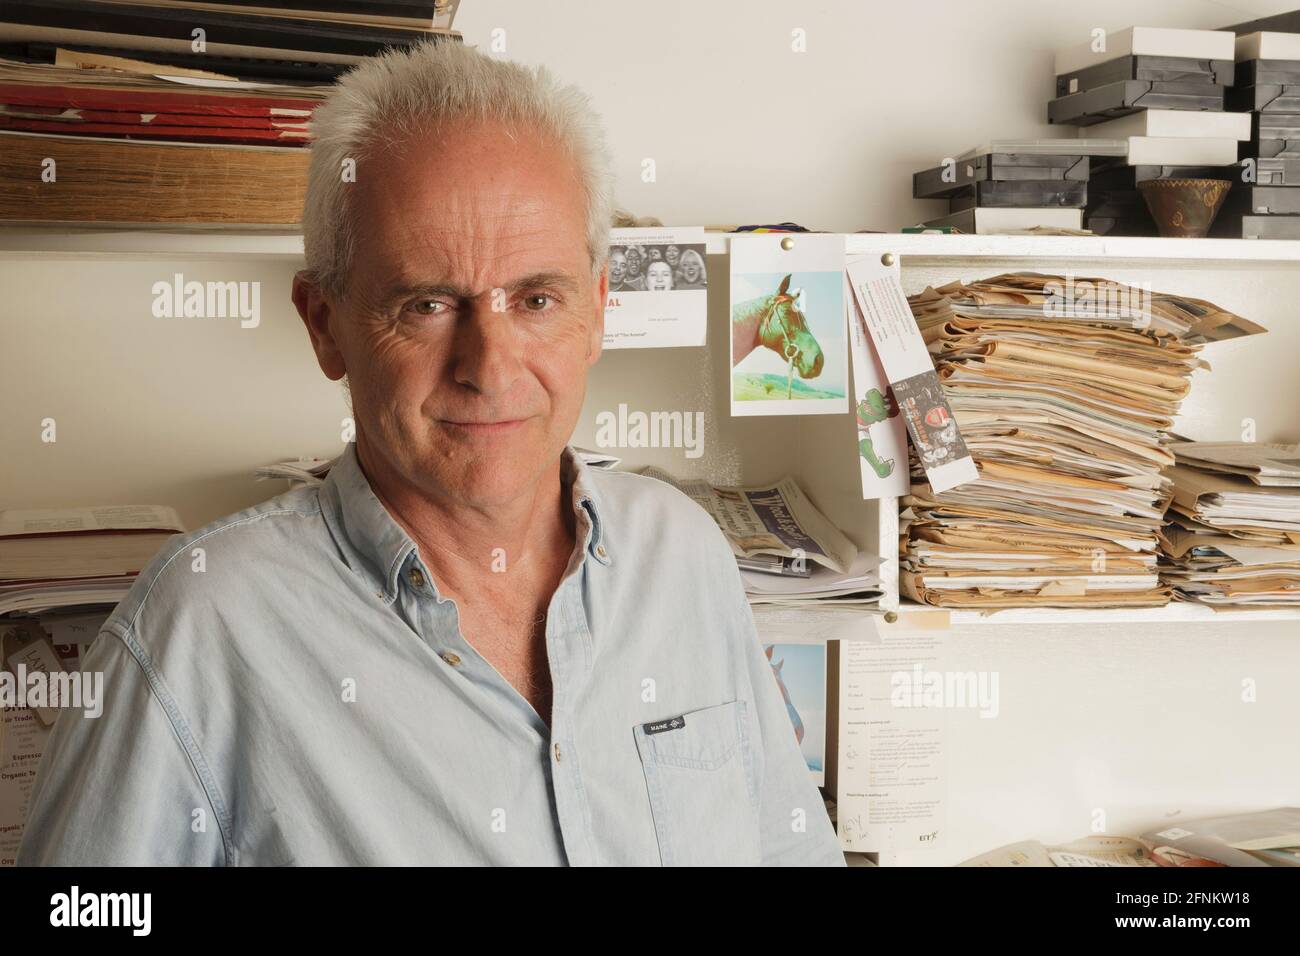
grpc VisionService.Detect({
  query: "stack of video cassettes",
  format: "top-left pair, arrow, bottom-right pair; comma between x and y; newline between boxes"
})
1050,27 -> 1245,235
1212,31 -> 1300,238
912,149 -> 1089,234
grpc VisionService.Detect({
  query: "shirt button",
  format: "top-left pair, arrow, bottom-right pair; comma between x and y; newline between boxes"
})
408,567 -> 425,589
553,743 -> 562,762
595,545 -> 606,558
441,651 -> 462,667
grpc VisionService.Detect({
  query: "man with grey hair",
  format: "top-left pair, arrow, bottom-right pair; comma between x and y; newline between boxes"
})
18,41 -> 842,866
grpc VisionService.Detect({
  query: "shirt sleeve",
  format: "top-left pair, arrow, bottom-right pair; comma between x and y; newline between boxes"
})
726,571 -> 846,867
16,627 -> 227,866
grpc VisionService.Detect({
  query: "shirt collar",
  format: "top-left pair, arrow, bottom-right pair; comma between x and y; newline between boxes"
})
319,443 -> 611,602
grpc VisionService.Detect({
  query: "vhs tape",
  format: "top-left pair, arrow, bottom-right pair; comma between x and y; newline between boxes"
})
1253,112 -> 1300,140
1210,213 -> 1300,239
947,180 -> 1088,210
1050,80 -> 1225,126
1228,84 -> 1300,112
1056,54 -> 1233,98
1241,138 -> 1300,159
1235,59 -> 1300,88
1218,186 -> 1300,216
1254,157 -> 1300,185
1242,113 -> 1300,159
913,153 -> 1088,199
920,207 -> 1083,234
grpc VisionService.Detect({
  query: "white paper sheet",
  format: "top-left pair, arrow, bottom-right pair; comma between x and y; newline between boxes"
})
603,227 -> 708,349
837,630 -> 949,863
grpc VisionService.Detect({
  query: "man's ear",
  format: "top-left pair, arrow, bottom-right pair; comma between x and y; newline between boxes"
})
587,264 -> 607,367
292,272 -> 347,381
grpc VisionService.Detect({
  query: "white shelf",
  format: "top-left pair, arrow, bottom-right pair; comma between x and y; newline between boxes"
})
6,227 -> 1300,263
896,600 -> 1300,625
0,227 -> 305,260
843,232 -> 1300,262
719,232 -> 1300,262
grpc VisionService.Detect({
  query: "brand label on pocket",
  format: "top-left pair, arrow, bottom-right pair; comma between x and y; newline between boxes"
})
643,715 -> 687,735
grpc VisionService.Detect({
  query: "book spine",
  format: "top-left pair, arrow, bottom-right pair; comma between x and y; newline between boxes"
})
3,0 -> 436,57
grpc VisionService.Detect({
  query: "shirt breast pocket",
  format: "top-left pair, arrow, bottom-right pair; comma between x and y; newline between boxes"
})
633,699 -> 761,866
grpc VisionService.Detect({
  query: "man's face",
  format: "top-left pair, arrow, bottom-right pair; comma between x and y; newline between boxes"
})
301,120 -> 606,509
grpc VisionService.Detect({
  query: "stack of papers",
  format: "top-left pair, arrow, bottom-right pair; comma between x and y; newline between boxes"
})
0,506 -> 183,617
960,807 -> 1300,866
899,273 -> 1263,609
255,457 -> 336,486
641,467 -> 881,610
741,553 -> 881,610
1161,443 -> 1300,608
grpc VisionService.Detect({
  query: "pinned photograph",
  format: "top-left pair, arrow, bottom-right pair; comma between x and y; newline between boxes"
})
603,227 -> 708,349
762,641 -> 827,785
730,234 -> 847,416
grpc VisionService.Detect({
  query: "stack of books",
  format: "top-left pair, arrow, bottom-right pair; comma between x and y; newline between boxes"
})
0,1 -> 460,226
1210,31 -> 1300,238
898,273 -> 1264,609
1161,441 -> 1300,608
1047,27 -> 1248,236
0,1 -> 458,80
0,505 -> 183,622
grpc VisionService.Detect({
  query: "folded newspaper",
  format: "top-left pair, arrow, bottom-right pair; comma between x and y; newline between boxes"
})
741,552 -> 881,609
640,467 -> 858,574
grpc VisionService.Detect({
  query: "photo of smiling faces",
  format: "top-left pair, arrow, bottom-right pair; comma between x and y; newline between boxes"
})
609,243 -> 708,292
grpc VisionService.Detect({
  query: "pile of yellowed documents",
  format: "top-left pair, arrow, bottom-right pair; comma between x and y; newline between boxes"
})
900,272 -> 1264,609
1162,442 -> 1300,608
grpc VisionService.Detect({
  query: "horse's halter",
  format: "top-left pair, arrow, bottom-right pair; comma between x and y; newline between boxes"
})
759,294 -> 802,363
758,293 -> 803,398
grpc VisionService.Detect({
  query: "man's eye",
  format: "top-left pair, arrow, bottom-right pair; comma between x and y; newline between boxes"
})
522,294 -> 556,312
407,299 -> 446,316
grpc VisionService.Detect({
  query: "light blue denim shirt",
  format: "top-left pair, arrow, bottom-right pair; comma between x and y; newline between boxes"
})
18,444 -> 844,866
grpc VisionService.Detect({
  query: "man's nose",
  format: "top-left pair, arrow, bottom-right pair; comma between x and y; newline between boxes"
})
452,300 -> 524,395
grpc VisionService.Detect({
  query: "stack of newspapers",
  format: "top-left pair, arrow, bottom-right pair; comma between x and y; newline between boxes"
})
640,468 -> 881,610
900,272 -> 1263,609
1161,441 -> 1300,608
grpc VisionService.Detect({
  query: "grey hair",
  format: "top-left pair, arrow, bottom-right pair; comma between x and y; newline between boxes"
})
302,40 -> 615,299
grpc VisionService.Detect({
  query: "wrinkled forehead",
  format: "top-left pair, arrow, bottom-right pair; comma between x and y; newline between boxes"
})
347,122 -> 589,289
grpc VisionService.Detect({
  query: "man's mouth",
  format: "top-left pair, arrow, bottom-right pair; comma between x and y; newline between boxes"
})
441,418 -> 528,434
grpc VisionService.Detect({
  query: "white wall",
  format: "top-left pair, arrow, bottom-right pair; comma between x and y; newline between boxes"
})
3,0 -> 1298,865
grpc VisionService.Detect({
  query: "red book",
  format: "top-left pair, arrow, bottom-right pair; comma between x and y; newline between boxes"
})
0,81 -> 319,117
0,115 -> 308,144
1,104 -> 308,129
